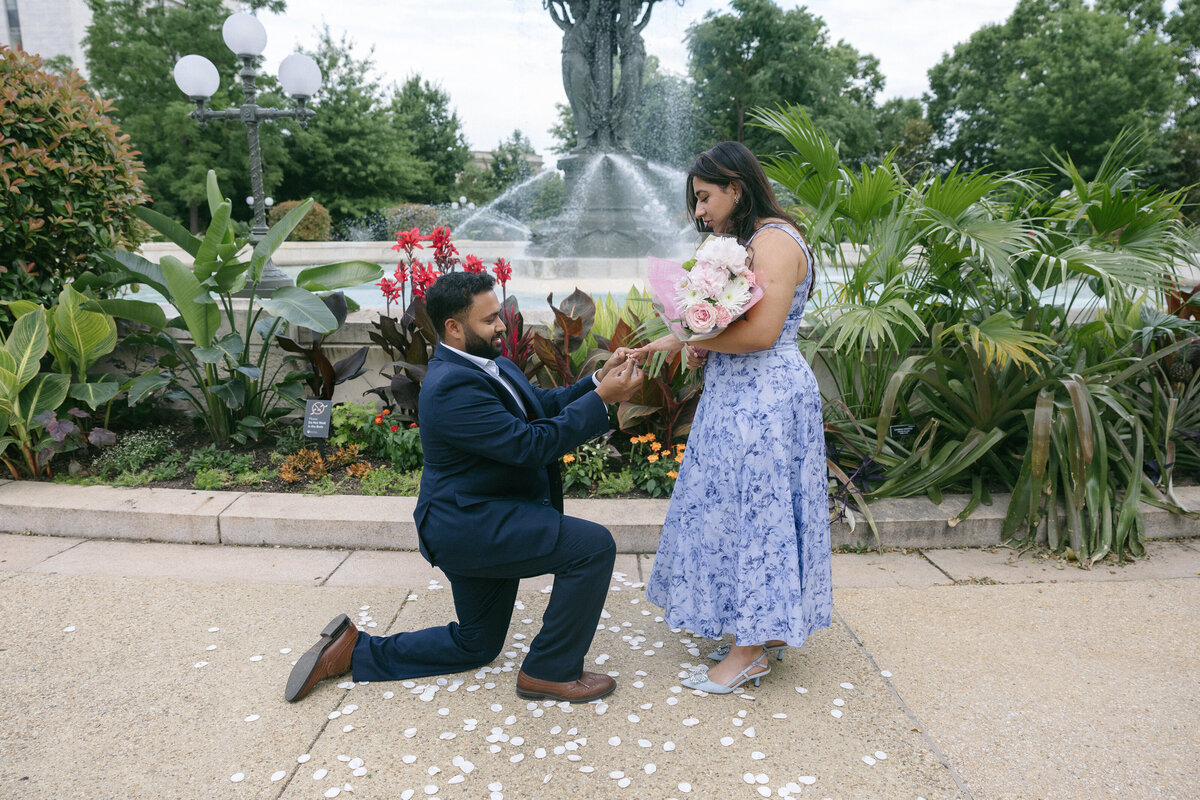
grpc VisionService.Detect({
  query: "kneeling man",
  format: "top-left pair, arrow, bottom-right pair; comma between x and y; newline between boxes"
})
286,271 -> 642,704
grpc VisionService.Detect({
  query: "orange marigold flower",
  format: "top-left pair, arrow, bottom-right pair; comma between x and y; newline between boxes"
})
674,455 -> 683,463
650,442 -> 662,452
374,416 -> 383,424
629,436 -> 639,444
644,432 -> 656,441
667,471 -> 678,479
382,408 -> 390,415
563,454 -> 576,464
647,454 -> 659,463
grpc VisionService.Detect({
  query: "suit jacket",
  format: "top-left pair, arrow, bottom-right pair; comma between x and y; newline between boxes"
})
412,343 -> 610,570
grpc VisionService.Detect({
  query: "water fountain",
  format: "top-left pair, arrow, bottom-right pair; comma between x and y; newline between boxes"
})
458,0 -> 697,270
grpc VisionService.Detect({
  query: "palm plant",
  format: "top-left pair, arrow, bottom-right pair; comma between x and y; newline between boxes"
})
754,107 -> 1197,562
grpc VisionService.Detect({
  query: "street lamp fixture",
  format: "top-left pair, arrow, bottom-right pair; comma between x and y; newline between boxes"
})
173,12 -> 322,291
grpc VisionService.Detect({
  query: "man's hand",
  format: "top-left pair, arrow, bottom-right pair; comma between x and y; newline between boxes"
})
595,357 -> 642,404
596,347 -> 636,381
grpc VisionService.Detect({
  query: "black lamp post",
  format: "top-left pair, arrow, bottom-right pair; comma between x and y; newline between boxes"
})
173,12 -> 322,291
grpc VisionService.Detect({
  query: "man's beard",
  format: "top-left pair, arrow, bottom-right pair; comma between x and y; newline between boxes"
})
463,327 -> 502,359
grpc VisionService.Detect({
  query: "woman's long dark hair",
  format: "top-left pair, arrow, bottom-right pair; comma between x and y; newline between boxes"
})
686,141 -> 814,295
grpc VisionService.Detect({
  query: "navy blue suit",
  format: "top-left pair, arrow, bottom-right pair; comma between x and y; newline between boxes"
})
351,344 -> 616,683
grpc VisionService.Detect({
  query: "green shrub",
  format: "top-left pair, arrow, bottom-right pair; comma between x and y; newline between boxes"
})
388,203 -> 442,234
303,474 -> 342,495
360,466 -> 422,496
185,445 -> 253,474
331,401 -> 423,470
233,466 -> 275,487
595,469 -> 636,497
92,429 -> 173,477
193,468 -> 231,490
268,199 -> 332,241
0,47 -> 149,306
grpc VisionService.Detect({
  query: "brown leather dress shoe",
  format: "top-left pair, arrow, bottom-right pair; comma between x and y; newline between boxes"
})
515,669 -> 616,703
285,614 -> 358,703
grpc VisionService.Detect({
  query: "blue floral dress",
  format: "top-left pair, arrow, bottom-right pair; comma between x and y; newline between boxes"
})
646,224 -> 832,647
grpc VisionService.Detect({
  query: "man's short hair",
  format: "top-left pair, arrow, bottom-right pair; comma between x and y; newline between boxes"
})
425,271 -> 497,338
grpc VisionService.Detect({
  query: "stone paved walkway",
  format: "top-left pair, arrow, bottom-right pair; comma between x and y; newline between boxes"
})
1,533 -> 1197,799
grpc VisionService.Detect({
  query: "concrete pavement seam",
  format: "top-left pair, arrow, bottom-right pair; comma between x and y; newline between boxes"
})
317,550 -> 356,587
918,549 -> 959,583
832,606 -> 974,800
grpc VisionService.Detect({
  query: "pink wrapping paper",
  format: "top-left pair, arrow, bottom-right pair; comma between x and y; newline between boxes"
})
646,256 -> 764,342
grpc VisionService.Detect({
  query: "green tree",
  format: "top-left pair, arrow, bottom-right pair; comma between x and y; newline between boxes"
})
275,28 -> 426,220
548,102 -> 577,155
874,97 -> 935,175
926,0 -> 1179,180
488,129 -> 537,193
83,0 -> 285,231
389,75 -> 471,204
685,0 -> 884,158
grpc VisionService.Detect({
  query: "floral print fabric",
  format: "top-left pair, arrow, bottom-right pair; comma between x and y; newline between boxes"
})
646,225 -> 832,647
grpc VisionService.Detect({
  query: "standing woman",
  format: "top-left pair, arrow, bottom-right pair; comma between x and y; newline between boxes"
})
632,141 -> 831,694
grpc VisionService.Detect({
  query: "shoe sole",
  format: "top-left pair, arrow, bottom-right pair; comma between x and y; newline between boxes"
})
515,682 -> 616,704
285,614 -> 352,703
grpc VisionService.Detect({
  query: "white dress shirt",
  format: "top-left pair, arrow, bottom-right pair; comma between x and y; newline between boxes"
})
442,344 -> 605,419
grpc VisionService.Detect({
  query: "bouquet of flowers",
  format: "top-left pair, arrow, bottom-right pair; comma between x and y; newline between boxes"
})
646,235 -> 763,341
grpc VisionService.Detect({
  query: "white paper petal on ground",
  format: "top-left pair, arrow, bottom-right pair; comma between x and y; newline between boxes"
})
721,736 -> 734,746
324,788 -> 340,798
313,768 -> 329,780
875,751 -> 888,760
881,670 -> 893,677
608,736 -> 621,746
243,714 -> 259,722
297,754 -> 311,763
679,782 -> 692,792
862,755 -> 877,765
751,751 -> 766,759
229,773 -> 244,782
270,770 -> 286,781
833,698 -> 845,706
681,717 -> 699,726
841,682 -> 854,689
208,627 -> 219,632
795,686 -> 807,693
831,709 -> 843,718
663,741 -> 676,751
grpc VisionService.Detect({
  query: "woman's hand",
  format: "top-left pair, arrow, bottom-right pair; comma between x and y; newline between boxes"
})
685,346 -> 708,370
630,334 -> 684,362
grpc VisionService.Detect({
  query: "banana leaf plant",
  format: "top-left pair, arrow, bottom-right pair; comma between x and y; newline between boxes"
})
363,297 -> 438,423
0,310 -> 69,477
274,291 -> 369,401
80,170 -> 382,446
528,289 -> 612,388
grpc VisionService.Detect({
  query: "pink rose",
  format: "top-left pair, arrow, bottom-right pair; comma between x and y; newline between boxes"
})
684,302 -> 718,333
715,305 -> 732,328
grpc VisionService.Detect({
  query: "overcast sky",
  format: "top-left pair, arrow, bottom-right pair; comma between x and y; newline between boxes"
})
257,1 -> 1022,161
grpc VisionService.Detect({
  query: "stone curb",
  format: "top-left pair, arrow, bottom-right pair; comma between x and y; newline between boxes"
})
1,480 -> 1198,551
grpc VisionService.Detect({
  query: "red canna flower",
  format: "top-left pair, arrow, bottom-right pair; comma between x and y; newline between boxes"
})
411,260 -> 439,299
491,258 -> 513,287
376,276 -> 402,306
463,254 -> 485,273
392,227 -> 427,257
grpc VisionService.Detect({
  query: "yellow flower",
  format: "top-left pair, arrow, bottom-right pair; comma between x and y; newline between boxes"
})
667,470 -> 678,479
562,454 -> 576,464
629,436 -> 640,444
647,454 -> 659,463
674,455 -> 683,463
650,442 -> 662,452
644,432 -> 657,442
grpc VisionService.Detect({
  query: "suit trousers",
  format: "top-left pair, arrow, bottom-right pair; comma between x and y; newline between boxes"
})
350,515 -> 617,683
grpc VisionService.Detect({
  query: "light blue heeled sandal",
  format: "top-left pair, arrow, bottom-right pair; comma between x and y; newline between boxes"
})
707,642 -> 788,663
682,652 -> 771,694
